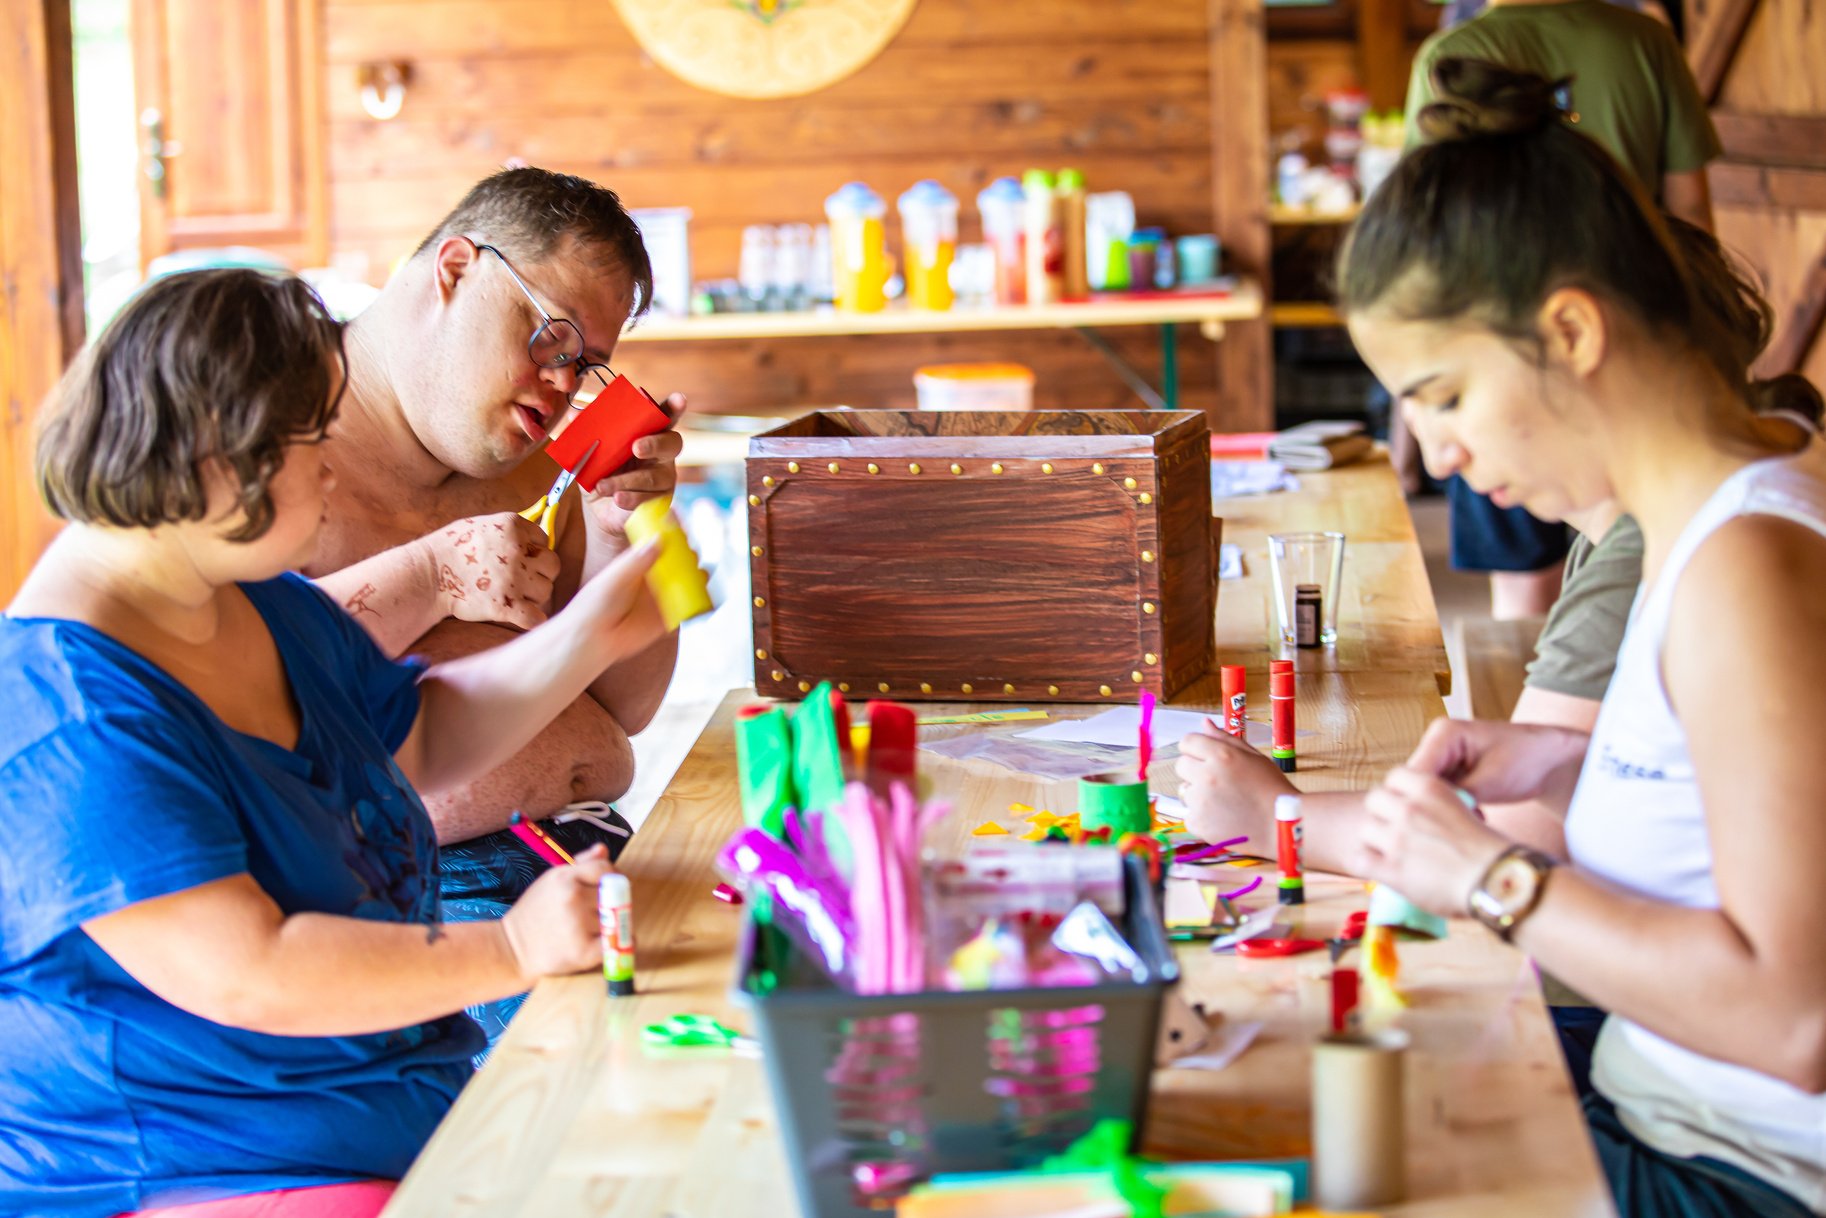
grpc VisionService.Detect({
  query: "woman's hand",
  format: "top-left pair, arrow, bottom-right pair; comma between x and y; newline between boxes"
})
583,393 -> 687,540
500,844 -> 615,981
1174,718 -> 1288,847
1359,767 -> 1512,916
1405,717 -> 1590,808
420,512 -> 560,631
566,538 -> 668,664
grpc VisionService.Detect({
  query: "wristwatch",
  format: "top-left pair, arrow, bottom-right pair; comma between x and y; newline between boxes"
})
1468,845 -> 1557,942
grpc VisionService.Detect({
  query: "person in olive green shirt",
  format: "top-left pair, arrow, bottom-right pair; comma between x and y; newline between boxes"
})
1393,0 -> 1723,622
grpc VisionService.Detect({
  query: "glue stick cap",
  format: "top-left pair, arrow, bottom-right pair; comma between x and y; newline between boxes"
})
1271,667 -> 1295,697
1274,794 -> 1303,823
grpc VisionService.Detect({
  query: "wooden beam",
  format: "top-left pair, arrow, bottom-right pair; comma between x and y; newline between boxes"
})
1687,0 -> 1760,103
1709,162 -> 1826,211
1764,246 -> 1826,376
1209,0 -> 1274,431
1713,112 -> 1826,172
0,0 -> 84,601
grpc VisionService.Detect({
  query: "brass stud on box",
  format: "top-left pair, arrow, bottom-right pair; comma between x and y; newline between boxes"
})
1142,601 -> 1156,614
867,463 -> 880,475
748,494 -> 760,506
1041,462 -> 1054,474
919,682 -> 933,693
1047,685 -> 1060,696
1144,652 -> 1158,665
828,462 -> 840,474
771,670 -> 784,682
1131,671 -> 1144,683
992,462 -> 1005,474
1003,683 -> 1016,694
1124,477 -> 1138,490
798,680 -> 811,693
788,461 -> 801,473
839,682 -> 851,692
1139,492 -> 1153,505
762,475 -> 775,487
756,648 -> 768,660
878,682 -> 891,693
1092,462 -> 1105,475
961,683 -> 974,694
950,463 -> 963,475
754,596 -> 766,608
1141,550 -> 1155,563
1099,684 -> 1113,697
908,463 -> 922,475
752,545 -> 764,557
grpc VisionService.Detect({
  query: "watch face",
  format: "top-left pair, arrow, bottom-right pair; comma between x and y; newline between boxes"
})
1486,854 -> 1542,917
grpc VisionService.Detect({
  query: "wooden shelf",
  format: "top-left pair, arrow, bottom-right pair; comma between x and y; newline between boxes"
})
617,282 -> 1266,343
1270,301 -> 1344,327
1268,203 -> 1362,226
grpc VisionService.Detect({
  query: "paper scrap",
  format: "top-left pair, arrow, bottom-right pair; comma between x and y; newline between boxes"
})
1211,459 -> 1299,500
972,821 -> 1009,836
1219,542 -> 1244,580
919,709 -> 1050,726
1169,1019 -> 1265,1072
920,731 -> 1148,781
1210,908 -> 1281,952
1021,705 -> 1214,748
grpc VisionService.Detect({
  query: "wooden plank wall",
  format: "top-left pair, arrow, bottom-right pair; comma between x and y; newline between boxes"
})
319,0 -> 1272,422
1700,0 -> 1826,384
0,0 -> 83,603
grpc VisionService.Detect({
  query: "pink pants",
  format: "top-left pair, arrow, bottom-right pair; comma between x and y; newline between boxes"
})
123,1180 -> 397,1218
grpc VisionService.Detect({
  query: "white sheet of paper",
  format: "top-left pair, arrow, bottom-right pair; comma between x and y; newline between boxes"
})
1211,459 -> 1299,500
1018,705 -> 1215,748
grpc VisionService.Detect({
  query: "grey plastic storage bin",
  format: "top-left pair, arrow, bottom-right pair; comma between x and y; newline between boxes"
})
734,856 -> 1179,1218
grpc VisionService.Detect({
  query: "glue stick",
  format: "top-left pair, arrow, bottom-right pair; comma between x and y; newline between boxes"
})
1220,665 -> 1247,738
1270,659 -> 1296,773
1274,793 -> 1305,905
599,872 -> 635,996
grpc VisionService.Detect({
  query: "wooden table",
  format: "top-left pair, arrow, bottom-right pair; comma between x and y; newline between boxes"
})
386,462 -> 1608,1217
1214,455 -> 1453,696
617,285 -> 1266,412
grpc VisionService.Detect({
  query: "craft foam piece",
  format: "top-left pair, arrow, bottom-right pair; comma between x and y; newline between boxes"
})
621,495 -> 713,629
543,374 -> 672,492
1367,883 -> 1449,941
734,706 -> 794,837
791,683 -> 848,817
864,700 -> 917,798
972,821 -> 1010,837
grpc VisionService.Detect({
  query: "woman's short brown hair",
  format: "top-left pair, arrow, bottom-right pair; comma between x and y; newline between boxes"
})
36,269 -> 345,542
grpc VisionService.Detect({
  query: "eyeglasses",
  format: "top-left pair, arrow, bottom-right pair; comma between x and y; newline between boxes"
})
475,242 -> 612,409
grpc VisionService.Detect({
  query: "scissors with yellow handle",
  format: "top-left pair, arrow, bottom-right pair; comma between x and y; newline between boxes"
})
519,440 -> 599,548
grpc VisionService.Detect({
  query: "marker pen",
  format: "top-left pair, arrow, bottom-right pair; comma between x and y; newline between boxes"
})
1220,664 -> 1247,739
1269,659 -> 1296,773
600,872 -> 636,996
1274,793 -> 1305,905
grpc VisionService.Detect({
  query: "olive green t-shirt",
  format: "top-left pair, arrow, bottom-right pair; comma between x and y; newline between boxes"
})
1404,0 -> 1722,197
1525,514 -> 1645,700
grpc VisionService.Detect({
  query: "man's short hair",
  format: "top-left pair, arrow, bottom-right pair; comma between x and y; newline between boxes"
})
414,168 -> 654,319
36,269 -> 344,543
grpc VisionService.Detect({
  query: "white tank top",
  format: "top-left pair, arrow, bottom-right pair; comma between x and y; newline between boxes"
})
1564,450 -> 1826,1210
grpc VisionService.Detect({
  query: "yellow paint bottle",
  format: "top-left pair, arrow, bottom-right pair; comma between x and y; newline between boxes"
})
623,496 -> 714,630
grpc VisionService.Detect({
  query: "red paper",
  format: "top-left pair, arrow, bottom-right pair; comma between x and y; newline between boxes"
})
545,376 -> 671,491
1210,431 -> 1278,458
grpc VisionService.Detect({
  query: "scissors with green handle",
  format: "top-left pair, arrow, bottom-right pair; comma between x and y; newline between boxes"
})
640,1014 -> 760,1056
519,439 -> 599,549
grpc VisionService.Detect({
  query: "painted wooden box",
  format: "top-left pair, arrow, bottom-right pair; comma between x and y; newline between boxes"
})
746,410 -> 1218,703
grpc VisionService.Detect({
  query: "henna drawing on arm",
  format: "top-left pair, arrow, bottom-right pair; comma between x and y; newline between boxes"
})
437,564 -> 467,602
345,582 -> 382,618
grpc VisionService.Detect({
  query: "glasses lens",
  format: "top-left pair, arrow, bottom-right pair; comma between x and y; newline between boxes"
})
529,318 -> 584,369
570,365 -> 612,409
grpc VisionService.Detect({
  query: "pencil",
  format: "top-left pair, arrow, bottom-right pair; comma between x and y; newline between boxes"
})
508,811 -> 574,866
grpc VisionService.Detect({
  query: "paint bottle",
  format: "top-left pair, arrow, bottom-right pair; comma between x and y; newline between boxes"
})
1296,583 -> 1323,650
1275,793 -> 1305,905
600,871 -> 635,996
1056,168 -> 1089,299
977,176 -> 1027,305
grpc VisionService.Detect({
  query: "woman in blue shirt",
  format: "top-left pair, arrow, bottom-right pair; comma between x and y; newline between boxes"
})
0,269 -> 669,1217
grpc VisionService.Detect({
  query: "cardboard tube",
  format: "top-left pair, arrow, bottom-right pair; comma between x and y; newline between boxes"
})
1078,772 -> 1151,835
1311,1029 -> 1408,1209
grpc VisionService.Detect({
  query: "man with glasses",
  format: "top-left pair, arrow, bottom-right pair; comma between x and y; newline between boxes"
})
310,168 -> 682,1047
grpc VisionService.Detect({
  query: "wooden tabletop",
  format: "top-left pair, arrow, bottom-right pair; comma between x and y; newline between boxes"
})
616,282 -> 1265,343
1214,455 -> 1453,695
383,460 -> 1604,1217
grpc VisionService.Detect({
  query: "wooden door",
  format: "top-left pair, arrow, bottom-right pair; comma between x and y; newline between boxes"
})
131,0 -> 326,269
1690,0 -> 1826,381
1,0 -> 84,603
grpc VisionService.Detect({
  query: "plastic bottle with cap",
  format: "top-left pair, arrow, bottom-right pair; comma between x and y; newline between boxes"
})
823,182 -> 890,313
976,176 -> 1027,306
1021,169 -> 1064,306
896,179 -> 958,311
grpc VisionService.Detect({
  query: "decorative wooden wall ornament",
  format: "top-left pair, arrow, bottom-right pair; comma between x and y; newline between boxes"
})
609,0 -> 918,99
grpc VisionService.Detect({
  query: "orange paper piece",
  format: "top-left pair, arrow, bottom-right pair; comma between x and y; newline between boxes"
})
1024,811 -> 1061,828
972,821 -> 1010,837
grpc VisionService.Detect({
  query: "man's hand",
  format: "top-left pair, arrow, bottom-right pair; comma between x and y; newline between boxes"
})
583,392 -> 687,541
418,512 -> 561,631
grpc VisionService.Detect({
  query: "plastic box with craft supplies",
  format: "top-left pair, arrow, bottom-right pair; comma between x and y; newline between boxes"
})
746,410 -> 1221,703
734,854 -> 1178,1218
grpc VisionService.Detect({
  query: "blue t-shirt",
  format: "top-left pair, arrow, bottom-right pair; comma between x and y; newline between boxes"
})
0,574 -> 482,1216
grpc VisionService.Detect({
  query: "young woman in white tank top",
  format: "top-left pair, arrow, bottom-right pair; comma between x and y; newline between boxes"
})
1332,58 -> 1826,1217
